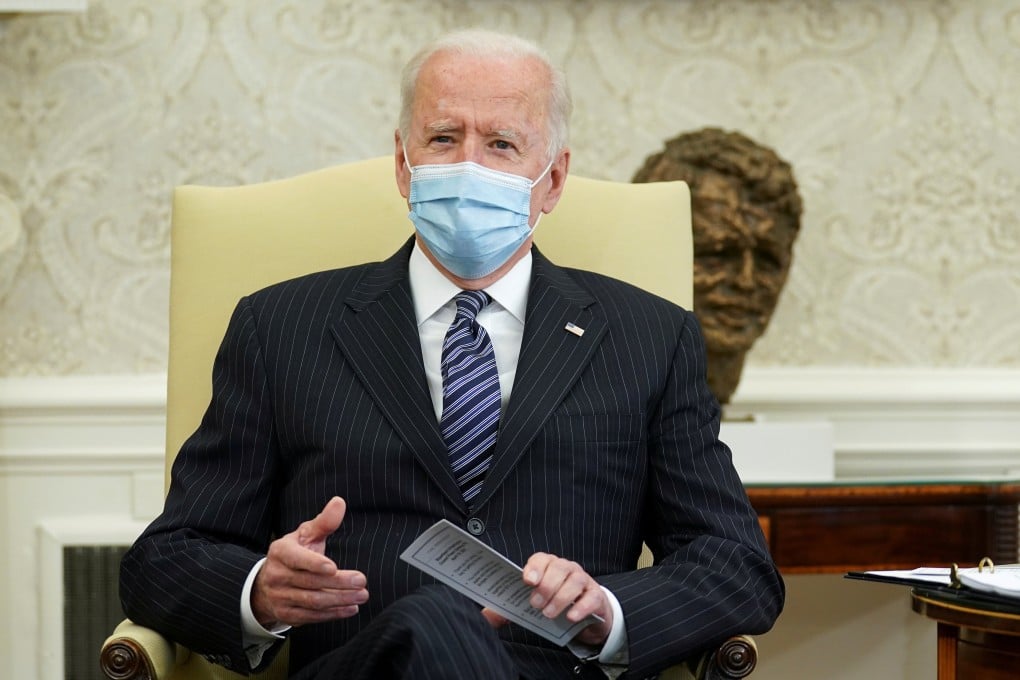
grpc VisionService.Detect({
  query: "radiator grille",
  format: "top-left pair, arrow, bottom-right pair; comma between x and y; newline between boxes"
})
63,545 -> 129,680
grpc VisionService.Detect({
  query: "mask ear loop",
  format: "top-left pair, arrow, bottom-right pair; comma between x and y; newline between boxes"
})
402,142 -> 413,173
530,158 -> 556,187
529,155 -> 559,227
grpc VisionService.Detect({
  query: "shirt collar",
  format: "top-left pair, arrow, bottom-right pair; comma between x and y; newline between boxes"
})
409,241 -> 530,325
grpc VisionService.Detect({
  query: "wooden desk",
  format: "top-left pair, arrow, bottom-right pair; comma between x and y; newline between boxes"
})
912,590 -> 1020,680
746,482 -> 1020,573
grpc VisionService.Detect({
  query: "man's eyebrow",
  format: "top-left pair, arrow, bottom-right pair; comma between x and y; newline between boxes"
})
423,121 -> 460,134
489,128 -> 522,140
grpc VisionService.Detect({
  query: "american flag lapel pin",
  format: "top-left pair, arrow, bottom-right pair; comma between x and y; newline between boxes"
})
564,322 -> 585,337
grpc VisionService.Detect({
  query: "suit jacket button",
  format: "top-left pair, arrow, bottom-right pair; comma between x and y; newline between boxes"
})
466,518 -> 485,535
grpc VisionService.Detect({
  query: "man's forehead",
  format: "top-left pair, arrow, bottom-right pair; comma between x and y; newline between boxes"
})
422,87 -> 545,112
416,52 -> 549,104
414,94 -> 546,135
410,52 -> 550,137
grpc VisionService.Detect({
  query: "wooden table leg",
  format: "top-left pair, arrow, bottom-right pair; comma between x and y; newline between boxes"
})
936,622 -> 958,680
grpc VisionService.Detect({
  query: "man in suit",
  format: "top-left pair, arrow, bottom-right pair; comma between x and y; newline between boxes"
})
120,28 -> 784,680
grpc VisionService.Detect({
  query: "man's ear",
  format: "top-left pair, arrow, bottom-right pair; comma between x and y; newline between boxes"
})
540,148 -> 571,214
395,130 -> 411,200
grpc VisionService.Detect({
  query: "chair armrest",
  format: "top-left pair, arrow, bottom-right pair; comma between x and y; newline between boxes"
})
685,635 -> 758,680
98,618 -> 755,680
100,619 -> 288,680
658,635 -> 757,680
100,618 -> 183,680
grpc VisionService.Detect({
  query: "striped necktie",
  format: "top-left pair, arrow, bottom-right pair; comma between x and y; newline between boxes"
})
440,290 -> 501,505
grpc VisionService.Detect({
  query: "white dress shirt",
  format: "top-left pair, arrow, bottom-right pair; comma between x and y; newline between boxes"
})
241,243 -> 628,673
409,241 -> 528,420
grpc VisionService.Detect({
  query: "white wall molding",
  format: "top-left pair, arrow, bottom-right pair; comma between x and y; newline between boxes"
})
728,367 -> 1020,479
0,374 -> 167,475
2,368 -> 1018,480
731,366 -> 1020,407
0,373 -> 167,412
0,1 -> 87,12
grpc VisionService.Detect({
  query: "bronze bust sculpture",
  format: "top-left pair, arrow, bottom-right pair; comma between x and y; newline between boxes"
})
633,128 -> 802,405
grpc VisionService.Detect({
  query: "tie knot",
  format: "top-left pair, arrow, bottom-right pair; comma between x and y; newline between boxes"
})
453,290 -> 490,321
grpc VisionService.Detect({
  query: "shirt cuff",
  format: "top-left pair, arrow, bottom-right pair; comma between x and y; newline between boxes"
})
566,586 -> 629,674
240,557 -> 290,668
597,586 -> 629,665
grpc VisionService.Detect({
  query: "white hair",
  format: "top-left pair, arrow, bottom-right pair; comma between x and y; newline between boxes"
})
398,28 -> 572,162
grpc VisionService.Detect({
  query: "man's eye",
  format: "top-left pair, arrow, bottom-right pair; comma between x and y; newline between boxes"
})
432,136 -> 453,144
493,140 -> 515,150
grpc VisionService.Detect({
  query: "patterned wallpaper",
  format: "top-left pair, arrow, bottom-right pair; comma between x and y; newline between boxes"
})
1,0 -> 1018,376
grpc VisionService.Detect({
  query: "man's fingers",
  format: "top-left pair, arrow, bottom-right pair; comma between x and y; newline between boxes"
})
272,582 -> 369,611
522,552 -> 551,586
480,607 -> 508,628
272,602 -> 362,626
521,552 -> 612,645
524,553 -> 573,610
272,497 -> 350,574
281,568 -> 366,592
538,569 -> 588,618
263,558 -> 367,595
253,498 -> 363,628
254,563 -> 369,628
267,533 -> 337,575
565,583 -> 604,622
297,496 -> 347,547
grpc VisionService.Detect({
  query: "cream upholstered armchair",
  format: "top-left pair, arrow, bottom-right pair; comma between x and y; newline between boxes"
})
100,156 -> 757,680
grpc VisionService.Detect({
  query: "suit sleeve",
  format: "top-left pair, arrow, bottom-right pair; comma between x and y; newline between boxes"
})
119,296 -> 284,672
599,311 -> 785,678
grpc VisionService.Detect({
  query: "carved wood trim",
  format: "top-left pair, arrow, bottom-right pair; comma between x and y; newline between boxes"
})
99,637 -> 154,680
747,482 -> 1020,507
708,635 -> 757,679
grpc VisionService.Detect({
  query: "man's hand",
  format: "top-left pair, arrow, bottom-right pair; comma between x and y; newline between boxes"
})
481,552 -> 613,646
251,496 -> 368,628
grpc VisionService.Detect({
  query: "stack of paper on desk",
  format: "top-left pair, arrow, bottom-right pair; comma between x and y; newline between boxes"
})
846,567 -> 957,588
845,564 -> 1020,611
956,567 -> 1020,599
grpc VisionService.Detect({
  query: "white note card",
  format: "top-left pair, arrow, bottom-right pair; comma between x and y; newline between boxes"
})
400,519 -> 601,646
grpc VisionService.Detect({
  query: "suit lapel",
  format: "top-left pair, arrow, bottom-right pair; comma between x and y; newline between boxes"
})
475,249 -> 608,508
329,239 -> 465,511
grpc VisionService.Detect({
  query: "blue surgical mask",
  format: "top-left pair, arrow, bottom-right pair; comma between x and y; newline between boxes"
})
405,155 -> 552,279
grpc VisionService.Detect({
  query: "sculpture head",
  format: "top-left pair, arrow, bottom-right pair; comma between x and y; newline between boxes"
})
633,128 -> 802,404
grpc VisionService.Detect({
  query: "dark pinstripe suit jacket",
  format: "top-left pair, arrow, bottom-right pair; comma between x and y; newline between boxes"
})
120,239 -> 783,679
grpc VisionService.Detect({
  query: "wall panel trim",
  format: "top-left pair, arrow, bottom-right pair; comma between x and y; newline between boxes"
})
1,369 -> 1018,479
